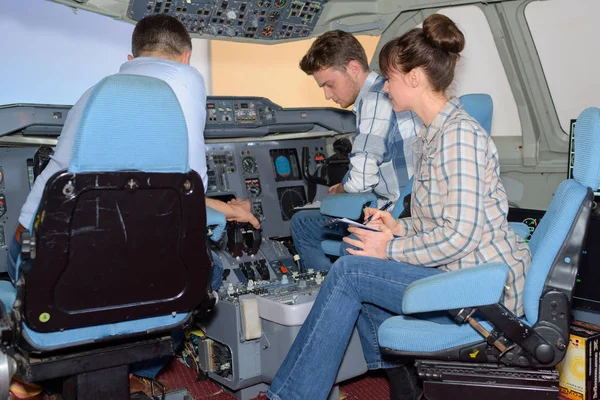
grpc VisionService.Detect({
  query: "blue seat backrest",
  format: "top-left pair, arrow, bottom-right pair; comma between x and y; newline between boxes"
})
523,108 -> 600,324
459,93 -> 493,134
390,94 -> 493,218
69,74 -> 189,173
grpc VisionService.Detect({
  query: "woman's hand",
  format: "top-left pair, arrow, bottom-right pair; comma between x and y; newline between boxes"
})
343,224 -> 394,259
363,208 -> 398,230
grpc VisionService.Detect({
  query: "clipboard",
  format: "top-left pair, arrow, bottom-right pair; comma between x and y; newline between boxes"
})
323,217 -> 380,235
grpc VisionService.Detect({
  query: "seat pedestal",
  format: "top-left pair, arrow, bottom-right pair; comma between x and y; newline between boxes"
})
417,360 -> 559,400
64,365 -> 129,400
16,336 -> 174,400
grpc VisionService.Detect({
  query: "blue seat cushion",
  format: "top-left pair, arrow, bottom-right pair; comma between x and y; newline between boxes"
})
379,315 -> 494,352
207,206 -> 226,241
320,193 -> 377,220
0,281 -> 187,351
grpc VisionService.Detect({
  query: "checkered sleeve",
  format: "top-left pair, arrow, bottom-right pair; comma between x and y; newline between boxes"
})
386,120 -> 487,266
393,217 -> 416,237
342,93 -> 394,193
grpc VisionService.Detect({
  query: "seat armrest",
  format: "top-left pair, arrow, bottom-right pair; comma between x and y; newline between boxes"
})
320,193 -> 378,220
206,207 -> 226,241
402,263 -> 510,314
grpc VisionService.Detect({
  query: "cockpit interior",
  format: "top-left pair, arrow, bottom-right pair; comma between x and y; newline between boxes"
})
0,0 -> 599,399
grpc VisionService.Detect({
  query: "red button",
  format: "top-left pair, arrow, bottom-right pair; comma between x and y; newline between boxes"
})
280,266 -> 288,274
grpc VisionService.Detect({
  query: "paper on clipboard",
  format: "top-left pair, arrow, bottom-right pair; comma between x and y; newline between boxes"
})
323,217 -> 380,233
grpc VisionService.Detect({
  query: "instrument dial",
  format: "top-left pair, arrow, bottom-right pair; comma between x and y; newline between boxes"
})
242,156 -> 259,174
278,186 -> 307,221
245,178 -> 262,197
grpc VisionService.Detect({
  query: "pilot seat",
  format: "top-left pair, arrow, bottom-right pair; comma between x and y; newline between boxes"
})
0,74 -> 225,399
378,107 -> 600,399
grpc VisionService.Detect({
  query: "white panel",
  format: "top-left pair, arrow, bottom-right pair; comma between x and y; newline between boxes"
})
437,6 -> 522,137
526,0 -> 600,132
190,39 -> 212,95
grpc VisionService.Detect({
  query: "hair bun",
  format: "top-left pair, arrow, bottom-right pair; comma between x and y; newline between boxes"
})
423,14 -> 465,54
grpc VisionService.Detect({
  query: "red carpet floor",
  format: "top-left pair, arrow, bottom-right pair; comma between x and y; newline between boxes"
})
158,359 -> 390,400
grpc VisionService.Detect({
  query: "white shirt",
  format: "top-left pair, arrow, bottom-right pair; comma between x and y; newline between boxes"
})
18,57 -> 208,228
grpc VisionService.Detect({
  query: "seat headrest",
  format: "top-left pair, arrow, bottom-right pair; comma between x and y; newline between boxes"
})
69,74 -> 189,173
573,107 -> 600,191
459,94 -> 493,135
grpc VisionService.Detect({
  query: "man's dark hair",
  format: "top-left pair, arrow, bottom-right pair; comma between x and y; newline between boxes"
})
299,30 -> 369,75
132,15 -> 192,58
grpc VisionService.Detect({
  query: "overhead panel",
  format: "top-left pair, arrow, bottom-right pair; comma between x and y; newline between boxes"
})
128,0 -> 329,40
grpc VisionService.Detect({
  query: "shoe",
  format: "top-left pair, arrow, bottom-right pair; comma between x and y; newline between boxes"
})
386,363 -> 422,400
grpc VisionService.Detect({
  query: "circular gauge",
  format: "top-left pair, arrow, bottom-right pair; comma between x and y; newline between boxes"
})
522,217 -> 538,238
278,188 -> 306,221
274,0 -> 285,8
262,25 -> 275,36
245,179 -> 262,197
268,11 -> 280,21
242,156 -> 259,174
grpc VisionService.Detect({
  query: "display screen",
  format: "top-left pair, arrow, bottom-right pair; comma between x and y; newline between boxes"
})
277,186 -> 307,221
269,149 -> 301,182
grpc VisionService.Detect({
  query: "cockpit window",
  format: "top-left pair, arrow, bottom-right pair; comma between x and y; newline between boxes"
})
434,5 -> 521,137
210,36 -> 379,108
0,0 -> 133,106
525,0 -> 600,134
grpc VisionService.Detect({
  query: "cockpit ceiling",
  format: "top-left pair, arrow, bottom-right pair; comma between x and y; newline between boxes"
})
44,0 -> 505,43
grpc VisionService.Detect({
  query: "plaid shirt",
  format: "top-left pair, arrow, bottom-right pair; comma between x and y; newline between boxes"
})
342,72 -> 421,205
387,98 -> 531,316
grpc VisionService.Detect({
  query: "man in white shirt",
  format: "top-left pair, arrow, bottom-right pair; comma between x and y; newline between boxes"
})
10,15 -> 258,290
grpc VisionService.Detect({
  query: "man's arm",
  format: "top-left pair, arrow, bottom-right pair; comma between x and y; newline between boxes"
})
342,92 -> 393,193
205,198 -> 260,229
179,67 -> 208,190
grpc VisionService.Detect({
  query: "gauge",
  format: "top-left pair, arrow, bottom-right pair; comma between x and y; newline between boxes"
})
522,217 -> 538,237
314,152 -> 325,165
268,11 -> 280,21
274,0 -> 285,8
277,186 -> 307,221
262,25 -> 275,36
245,178 -> 262,197
252,201 -> 265,221
242,156 -> 259,174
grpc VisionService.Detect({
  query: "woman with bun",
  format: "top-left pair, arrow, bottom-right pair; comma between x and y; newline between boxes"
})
259,14 -> 530,400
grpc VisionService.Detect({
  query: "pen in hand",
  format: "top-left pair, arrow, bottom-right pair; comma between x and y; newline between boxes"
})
363,201 -> 394,225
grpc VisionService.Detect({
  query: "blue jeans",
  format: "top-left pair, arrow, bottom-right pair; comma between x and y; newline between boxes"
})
291,210 -> 342,271
267,255 -> 445,400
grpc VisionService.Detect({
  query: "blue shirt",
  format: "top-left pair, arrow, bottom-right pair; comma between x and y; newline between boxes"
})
18,57 -> 208,228
342,72 -> 422,206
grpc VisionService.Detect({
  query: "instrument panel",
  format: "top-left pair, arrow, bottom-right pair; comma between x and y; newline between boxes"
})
1,97 -> 356,139
206,139 -> 326,237
127,0 -> 329,41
